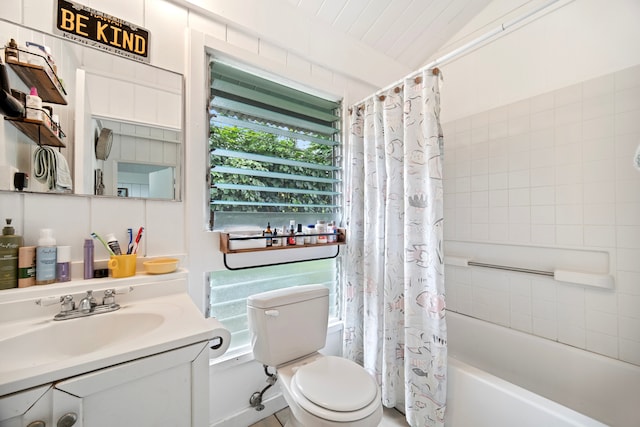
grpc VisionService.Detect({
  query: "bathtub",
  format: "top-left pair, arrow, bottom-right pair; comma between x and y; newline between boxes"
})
445,312 -> 640,427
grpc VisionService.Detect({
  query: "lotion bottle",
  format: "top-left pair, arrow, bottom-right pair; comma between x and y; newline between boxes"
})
35,228 -> 57,285
26,86 -> 43,122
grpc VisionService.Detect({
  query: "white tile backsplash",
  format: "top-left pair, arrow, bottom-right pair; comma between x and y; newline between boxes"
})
444,64 -> 640,366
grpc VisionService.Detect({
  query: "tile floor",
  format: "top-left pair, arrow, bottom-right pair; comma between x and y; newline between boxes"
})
249,406 -> 409,427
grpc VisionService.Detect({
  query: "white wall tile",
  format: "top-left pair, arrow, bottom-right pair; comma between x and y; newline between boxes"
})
530,92 -> 554,113
614,132 -> 640,159
530,167 -> 555,187
615,65 -> 640,91
530,128 -> 555,148
531,187 -> 555,206
583,93 -> 614,120
619,316 -> 640,342
554,84 -> 582,107
555,122 -> 582,145
617,249 -> 640,273
470,175 -> 489,192
584,115 -> 616,140
615,110 -> 640,136
617,271 -> 640,295
583,74 -> 615,99
556,225 -> 583,246
620,339 -> 640,365
618,293 -> 640,318
489,206 -> 508,224
444,65 -> 640,366
555,102 -> 582,126
531,225 -> 555,245
472,126 -> 489,144
617,226 -> 640,249
508,188 -> 530,206
584,203 -> 616,225
489,121 -> 508,139
509,116 -> 530,136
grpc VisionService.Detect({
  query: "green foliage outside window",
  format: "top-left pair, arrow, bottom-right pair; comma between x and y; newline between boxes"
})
209,124 -> 336,213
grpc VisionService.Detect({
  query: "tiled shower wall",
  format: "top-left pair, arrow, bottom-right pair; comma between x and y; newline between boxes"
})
442,64 -> 640,366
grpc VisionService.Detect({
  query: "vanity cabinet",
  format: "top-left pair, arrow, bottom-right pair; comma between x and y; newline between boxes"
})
0,342 -> 209,427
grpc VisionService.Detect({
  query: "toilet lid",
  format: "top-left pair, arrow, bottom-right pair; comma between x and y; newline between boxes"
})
294,356 -> 378,412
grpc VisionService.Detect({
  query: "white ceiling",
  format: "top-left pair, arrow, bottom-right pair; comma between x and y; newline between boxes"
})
284,0 -> 493,71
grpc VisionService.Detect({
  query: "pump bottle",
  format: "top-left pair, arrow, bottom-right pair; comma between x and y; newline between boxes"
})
0,219 -> 23,289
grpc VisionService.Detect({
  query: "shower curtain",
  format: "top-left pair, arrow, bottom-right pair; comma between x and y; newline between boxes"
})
343,70 -> 446,427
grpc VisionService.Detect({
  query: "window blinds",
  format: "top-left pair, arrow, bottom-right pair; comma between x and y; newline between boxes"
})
209,61 -> 342,216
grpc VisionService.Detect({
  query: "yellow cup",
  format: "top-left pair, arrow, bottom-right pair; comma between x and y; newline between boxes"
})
108,254 -> 137,278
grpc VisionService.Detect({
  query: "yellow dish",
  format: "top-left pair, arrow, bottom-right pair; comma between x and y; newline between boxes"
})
143,257 -> 179,274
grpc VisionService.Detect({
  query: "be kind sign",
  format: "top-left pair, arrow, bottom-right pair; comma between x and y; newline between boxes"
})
55,0 -> 150,63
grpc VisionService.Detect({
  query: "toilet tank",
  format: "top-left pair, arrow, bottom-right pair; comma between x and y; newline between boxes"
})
247,284 -> 329,367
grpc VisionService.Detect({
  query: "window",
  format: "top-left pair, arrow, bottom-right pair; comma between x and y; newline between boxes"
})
208,59 -> 343,352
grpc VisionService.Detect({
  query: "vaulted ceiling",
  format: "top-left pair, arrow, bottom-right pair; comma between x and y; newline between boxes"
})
284,0 -> 493,71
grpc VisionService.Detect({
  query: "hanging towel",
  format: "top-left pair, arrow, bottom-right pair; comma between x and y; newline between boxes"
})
33,146 -> 73,191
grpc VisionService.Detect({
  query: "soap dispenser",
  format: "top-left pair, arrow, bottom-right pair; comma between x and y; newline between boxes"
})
0,219 -> 23,290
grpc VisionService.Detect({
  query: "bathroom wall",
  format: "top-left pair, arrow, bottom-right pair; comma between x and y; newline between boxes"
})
0,0 -> 404,425
437,0 -> 640,366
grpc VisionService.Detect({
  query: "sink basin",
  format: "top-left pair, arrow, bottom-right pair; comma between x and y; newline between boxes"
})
0,276 -> 223,398
0,311 -> 164,371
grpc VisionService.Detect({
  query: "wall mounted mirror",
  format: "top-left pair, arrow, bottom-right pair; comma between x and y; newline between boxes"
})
0,19 -> 183,200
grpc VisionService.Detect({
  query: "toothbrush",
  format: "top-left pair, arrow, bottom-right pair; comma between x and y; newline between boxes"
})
132,227 -> 144,254
91,232 -> 116,256
127,228 -> 134,254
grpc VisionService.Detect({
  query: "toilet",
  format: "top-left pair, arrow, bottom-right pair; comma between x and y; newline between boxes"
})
247,284 -> 383,427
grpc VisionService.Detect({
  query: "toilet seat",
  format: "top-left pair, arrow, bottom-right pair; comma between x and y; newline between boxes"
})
286,356 -> 380,423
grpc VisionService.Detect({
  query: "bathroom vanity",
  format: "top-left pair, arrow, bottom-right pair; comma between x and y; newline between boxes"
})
0,271 -> 219,427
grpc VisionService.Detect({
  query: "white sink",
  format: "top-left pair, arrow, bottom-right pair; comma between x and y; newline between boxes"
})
0,275 -> 222,397
0,312 -> 165,371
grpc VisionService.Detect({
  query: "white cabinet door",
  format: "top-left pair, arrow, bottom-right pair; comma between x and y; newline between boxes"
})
0,385 -> 53,427
54,343 -> 207,427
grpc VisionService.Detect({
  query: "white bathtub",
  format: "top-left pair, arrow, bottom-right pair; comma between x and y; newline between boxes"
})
445,312 -> 640,427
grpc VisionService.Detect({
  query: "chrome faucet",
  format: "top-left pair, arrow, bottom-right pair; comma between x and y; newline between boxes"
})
78,290 -> 97,313
48,289 -> 123,321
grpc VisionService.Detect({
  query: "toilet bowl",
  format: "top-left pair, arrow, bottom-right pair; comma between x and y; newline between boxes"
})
278,353 -> 382,427
247,285 -> 383,427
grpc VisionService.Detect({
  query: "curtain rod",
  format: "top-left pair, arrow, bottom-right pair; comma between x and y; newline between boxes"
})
353,0 -> 564,107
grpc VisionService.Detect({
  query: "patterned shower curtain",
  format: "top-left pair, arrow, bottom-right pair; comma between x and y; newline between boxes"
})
343,70 -> 447,427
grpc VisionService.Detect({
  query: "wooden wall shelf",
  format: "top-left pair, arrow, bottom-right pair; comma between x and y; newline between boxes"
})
219,230 -> 345,269
5,55 -> 67,105
5,117 -> 66,147
219,231 -> 345,254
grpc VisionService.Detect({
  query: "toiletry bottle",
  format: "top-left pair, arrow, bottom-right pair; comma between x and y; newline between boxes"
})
26,86 -> 42,122
272,228 -> 280,247
56,245 -> 71,282
35,229 -> 57,285
0,219 -> 23,290
84,238 -> 94,279
263,222 -> 273,247
287,220 -> 296,246
316,220 -> 327,244
295,224 -> 305,245
105,233 -> 122,255
5,39 -> 19,62
306,224 -> 317,244
18,246 -> 36,287
327,221 -> 336,243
